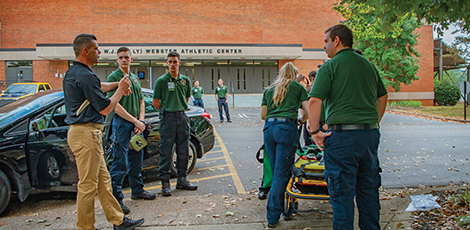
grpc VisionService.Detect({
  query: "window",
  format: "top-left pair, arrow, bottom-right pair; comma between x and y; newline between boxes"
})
38,85 -> 45,92
45,84 -> 51,90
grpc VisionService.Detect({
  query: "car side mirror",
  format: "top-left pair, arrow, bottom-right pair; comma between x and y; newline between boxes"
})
31,118 -> 47,131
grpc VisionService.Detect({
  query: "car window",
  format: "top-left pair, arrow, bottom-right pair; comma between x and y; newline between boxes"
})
143,93 -> 159,114
45,84 -> 51,90
4,120 -> 28,136
30,107 -> 54,131
4,84 -> 37,94
50,104 -> 67,127
38,85 -> 45,92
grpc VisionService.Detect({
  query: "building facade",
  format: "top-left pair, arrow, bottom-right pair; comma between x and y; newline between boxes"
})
0,0 -> 434,105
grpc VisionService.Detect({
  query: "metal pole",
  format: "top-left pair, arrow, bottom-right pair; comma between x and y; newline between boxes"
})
465,82 -> 467,120
439,39 -> 443,81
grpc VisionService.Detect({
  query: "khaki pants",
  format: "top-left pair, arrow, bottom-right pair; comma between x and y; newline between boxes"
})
68,123 -> 124,230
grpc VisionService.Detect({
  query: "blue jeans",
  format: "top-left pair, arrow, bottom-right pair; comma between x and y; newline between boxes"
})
109,116 -> 144,204
193,98 -> 204,108
324,129 -> 381,230
217,98 -> 230,121
263,120 -> 298,225
158,111 -> 190,180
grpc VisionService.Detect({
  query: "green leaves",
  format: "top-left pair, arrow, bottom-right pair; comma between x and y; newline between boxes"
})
334,2 -> 421,92
339,0 -> 470,35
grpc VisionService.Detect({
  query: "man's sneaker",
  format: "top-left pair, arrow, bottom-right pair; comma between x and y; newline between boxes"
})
176,176 -> 198,190
131,190 -> 157,200
220,120 -> 224,123
227,120 -> 232,123
114,216 -> 144,230
120,204 -> 130,215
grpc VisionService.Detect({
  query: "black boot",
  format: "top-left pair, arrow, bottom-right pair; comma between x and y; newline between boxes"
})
161,180 -> 172,197
176,177 -> 198,190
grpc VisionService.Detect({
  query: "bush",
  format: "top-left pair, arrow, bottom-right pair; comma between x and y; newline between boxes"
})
388,100 -> 422,107
434,80 -> 461,106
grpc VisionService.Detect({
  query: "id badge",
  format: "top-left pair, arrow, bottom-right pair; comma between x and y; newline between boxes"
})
168,82 -> 175,91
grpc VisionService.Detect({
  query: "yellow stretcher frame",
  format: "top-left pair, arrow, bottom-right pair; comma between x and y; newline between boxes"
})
284,155 -> 331,214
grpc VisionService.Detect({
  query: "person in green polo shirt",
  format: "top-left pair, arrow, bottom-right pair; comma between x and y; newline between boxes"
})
152,51 -> 197,197
261,62 -> 308,227
308,24 -> 388,229
215,78 -> 231,123
107,46 -> 156,215
191,80 -> 204,108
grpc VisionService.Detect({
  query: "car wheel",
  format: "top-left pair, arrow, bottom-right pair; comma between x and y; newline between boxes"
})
170,141 -> 198,176
38,152 -> 60,183
0,170 -> 11,215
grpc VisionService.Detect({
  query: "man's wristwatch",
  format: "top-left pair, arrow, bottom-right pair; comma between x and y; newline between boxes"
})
309,129 -> 320,136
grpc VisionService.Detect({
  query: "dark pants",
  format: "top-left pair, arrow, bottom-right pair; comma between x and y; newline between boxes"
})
324,128 -> 381,230
193,98 -> 204,108
158,111 -> 190,181
109,116 -> 144,204
301,123 -> 314,146
263,119 -> 298,225
217,98 -> 231,121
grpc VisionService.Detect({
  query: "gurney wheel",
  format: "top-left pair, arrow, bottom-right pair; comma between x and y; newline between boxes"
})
284,194 -> 298,215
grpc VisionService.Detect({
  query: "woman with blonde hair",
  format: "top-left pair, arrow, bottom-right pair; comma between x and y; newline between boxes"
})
261,62 -> 308,228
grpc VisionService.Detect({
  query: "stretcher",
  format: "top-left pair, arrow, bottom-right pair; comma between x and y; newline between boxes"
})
284,144 -> 332,214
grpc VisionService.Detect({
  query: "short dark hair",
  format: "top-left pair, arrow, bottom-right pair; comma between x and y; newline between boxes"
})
73,34 -> 97,57
325,24 -> 353,48
194,80 -> 199,83
117,46 -> 131,55
167,51 -> 180,60
308,70 -> 317,80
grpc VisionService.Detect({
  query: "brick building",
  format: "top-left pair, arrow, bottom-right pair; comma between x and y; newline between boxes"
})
0,0 -> 434,105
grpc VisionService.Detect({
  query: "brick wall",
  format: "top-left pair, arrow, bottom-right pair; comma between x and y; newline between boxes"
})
0,0 -> 338,49
33,60 -> 69,89
0,0 -> 434,99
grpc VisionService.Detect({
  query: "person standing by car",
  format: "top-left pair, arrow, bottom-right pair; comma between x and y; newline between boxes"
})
152,51 -> 198,197
261,62 -> 308,228
308,24 -> 388,230
215,78 -> 231,123
63,34 -> 144,230
107,46 -> 156,215
191,80 -> 204,108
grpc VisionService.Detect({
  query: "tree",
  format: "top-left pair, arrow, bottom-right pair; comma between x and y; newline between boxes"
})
338,0 -> 470,35
334,2 -> 422,91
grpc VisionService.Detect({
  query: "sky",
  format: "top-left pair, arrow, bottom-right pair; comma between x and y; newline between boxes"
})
433,24 -> 467,46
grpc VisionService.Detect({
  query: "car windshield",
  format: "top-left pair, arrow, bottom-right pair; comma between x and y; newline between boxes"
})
0,91 -> 63,129
4,84 -> 37,94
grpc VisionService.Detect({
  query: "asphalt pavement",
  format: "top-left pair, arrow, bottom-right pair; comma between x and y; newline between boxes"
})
0,107 -> 468,229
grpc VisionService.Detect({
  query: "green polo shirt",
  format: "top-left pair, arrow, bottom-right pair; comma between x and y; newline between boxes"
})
215,85 -> 228,98
309,48 -> 388,125
191,86 -> 204,99
106,69 -> 143,117
262,81 -> 308,120
153,72 -> 191,112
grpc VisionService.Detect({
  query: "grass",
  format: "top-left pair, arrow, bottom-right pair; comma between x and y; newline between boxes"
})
389,102 -> 470,120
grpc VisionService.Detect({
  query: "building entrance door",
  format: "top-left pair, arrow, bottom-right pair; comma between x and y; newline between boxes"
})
203,67 -> 229,93
229,66 -> 254,93
254,67 -> 277,92
5,66 -> 33,88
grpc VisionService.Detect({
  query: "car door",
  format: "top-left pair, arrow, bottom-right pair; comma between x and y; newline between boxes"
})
27,102 -> 76,187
